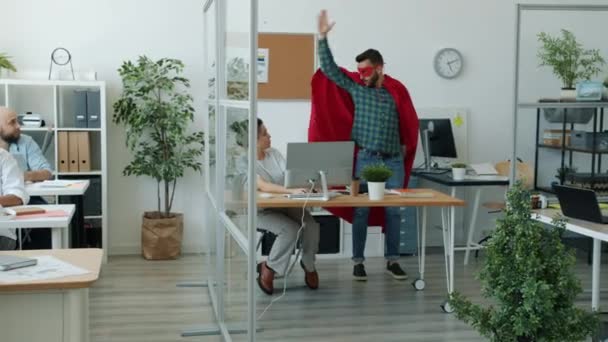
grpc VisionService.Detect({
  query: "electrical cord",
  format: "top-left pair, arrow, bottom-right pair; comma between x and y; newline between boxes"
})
257,180 -> 315,320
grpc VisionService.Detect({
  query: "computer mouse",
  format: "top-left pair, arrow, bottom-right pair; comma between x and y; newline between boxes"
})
259,193 -> 273,198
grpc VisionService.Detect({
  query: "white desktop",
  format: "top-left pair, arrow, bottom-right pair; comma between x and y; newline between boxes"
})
284,141 -> 354,201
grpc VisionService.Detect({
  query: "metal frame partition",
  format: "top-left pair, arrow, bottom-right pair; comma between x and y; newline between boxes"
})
511,4 -> 608,185
183,0 -> 259,341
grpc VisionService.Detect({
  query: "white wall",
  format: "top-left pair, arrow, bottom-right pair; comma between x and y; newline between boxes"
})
3,0 -> 608,253
0,0 -> 210,255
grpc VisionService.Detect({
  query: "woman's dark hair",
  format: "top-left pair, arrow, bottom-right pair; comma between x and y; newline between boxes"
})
257,118 -> 263,134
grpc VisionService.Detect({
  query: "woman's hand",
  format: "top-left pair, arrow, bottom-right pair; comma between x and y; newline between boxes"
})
289,188 -> 309,195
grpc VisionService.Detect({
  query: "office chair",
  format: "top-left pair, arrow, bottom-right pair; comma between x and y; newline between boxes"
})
475,159 -> 533,259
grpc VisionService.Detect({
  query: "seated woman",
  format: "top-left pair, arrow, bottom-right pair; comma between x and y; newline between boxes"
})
255,118 -> 320,295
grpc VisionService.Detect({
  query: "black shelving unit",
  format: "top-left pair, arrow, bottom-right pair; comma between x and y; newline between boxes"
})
520,101 -> 608,193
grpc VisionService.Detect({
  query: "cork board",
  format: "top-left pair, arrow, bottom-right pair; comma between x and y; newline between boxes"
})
258,33 -> 315,100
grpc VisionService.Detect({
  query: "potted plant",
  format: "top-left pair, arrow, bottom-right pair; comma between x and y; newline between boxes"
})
0,53 -> 17,78
450,181 -> 598,342
113,56 -> 204,260
555,165 -> 577,185
361,164 -> 393,201
538,29 -> 605,100
451,162 -> 467,181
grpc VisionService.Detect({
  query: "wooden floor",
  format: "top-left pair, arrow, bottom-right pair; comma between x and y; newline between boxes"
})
90,252 -> 604,342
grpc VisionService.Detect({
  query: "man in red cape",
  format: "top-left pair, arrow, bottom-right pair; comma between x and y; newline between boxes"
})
309,10 -> 419,281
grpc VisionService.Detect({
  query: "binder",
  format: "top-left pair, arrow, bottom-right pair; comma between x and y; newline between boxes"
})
86,90 -> 101,128
77,132 -> 91,172
74,90 -> 88,128
58,131 -> 69,172
68,132 -> 79,172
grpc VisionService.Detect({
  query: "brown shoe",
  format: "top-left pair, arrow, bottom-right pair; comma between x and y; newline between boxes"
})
257,262 -> 274,295
300,260 -> 319,290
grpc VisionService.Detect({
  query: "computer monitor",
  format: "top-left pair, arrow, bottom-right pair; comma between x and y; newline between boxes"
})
284,141 -> 355,200
418,118 -> 457,173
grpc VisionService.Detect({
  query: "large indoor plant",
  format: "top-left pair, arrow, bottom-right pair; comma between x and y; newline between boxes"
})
0,53 -> 17,78
450,181 -> 598,342
113,56 -> 204,260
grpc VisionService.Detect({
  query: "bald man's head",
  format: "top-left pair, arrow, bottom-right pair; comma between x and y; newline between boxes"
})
0,107 -> 21,144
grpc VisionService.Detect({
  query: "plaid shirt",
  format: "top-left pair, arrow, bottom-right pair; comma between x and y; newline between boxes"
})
318,38 -> 401,155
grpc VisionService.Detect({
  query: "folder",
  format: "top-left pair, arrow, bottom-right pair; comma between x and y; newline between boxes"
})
77,132 -> 91,172
74,90 -> 88,128
68,132 -> 79,172
58,131 -> 69,172
86,90 -> 101,128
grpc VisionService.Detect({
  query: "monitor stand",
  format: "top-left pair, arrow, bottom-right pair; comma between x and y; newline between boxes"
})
417,129 -> 449,174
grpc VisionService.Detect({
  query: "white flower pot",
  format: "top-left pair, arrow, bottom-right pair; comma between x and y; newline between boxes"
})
367,182 -> 386,201
452,168 -> 466,181
560,88 -> 576,100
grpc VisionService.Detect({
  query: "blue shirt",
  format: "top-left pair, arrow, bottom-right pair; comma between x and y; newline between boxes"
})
9,134 -> 53,173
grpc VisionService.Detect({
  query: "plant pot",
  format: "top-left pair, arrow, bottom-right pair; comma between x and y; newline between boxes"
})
560,87 -> 577,100
452,168 -> 466,181
141,211 -> 184,260
367,182 -> 386,201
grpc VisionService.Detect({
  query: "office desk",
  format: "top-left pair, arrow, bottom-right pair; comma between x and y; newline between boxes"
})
26,180 -> 90,248
413,170 -> 509,265
0,248 -> 101,342
533,209 -> 608,311
258,188 -> 465,312
0,205 -> 75,249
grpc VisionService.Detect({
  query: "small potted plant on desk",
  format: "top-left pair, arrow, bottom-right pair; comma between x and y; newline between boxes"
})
361,164 -> 393,201
451,162 -> 467,181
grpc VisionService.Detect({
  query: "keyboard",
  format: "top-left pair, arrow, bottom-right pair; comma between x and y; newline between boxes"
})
285,192 -> 340,201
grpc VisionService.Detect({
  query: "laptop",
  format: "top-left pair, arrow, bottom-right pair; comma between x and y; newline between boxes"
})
554,184 -> 608,224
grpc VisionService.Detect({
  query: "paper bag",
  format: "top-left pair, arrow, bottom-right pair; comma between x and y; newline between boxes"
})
141,212 -> 183,260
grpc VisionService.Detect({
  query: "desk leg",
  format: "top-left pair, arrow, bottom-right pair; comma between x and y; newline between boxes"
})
464,188 -> 482,265
592,238 -> 601,312
62,226 -> 69,248
440,205 -> 456,313
52,228 -> 61,249
413,207 -> 427,291
70,195 -> 85,248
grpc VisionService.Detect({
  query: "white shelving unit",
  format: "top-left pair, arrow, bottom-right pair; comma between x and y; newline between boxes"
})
0,78 -> 108,259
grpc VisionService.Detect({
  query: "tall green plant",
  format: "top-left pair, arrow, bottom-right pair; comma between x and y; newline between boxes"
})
0,53 -> 17,73
537,29 -> 605,89
450,181 -> 598,342
113,57 -> 204,218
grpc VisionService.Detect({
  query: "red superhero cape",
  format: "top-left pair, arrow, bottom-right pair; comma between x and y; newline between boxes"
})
308,68 -> 419,227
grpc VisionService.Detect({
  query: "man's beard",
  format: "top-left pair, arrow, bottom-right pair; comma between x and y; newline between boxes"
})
0,131 -> 19,144
366,72 -> 380,88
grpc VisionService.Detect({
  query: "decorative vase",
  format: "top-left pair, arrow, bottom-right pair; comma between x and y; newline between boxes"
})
367,182 -> 386,201
452,168 -> 466,181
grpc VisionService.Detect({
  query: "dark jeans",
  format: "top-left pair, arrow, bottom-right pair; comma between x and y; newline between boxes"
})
21,196 -> 51,250
352,149 -> 404,263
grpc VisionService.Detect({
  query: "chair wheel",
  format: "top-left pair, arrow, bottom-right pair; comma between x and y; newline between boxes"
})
441,300 -> 454,313
412,278 -> 426,291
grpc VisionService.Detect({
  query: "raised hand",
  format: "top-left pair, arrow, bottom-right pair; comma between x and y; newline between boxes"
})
318,10 -> 335,38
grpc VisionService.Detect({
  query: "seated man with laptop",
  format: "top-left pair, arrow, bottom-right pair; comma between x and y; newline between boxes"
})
0,149 -> 30,250
253,119 -> 321,295
554,184 -> 608,224
0,107 -> 53,249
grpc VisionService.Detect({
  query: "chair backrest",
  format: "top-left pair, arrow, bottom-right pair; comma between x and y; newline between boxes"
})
494,160 -> 534,189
